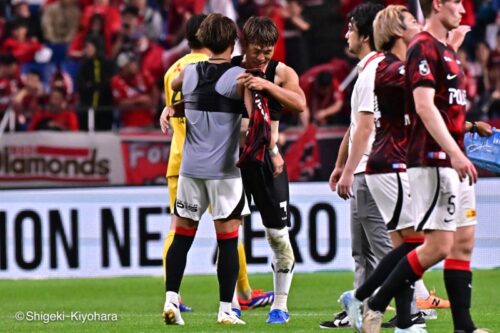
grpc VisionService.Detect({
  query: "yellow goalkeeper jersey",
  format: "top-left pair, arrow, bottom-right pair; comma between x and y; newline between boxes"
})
164,52 -> 209,177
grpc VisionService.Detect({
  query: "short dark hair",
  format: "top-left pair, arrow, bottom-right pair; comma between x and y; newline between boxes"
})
122,6 -> 139,17
186,14 -> 207,50
196,13 -> 237,54
348,2 -> 384,51
242,16 -> 279,47
27,69 -> 41,79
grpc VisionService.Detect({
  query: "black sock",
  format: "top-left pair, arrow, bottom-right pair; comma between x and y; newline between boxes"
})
368,252 -> 423,313
355,242 -> 420,301
444,268 -> 476,333
217,235 -> 239,303
395,283 -> 415,329
165,233 -> 195,293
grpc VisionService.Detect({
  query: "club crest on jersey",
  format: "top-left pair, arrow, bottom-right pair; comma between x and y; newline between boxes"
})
398,65 -> 405,75
419,60 -> 430,76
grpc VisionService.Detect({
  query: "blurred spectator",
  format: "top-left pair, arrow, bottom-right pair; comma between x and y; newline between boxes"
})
113,6 -> 142,56
457,46 -> 478,115
111,52 -> 157,129
0,53 -> 22,114
13,69 -> 45,130
299,59 -> 350,126
468,41 -> 492,117
28,87 -> 79,131
235,0 -> 258,30
41,0 -> 81,44
80,0 -> 121,37
8,0 -> 43,41
135,32 -> 188,84
1,20 -> 44,64
283,0 -> 310,75
166,0 -> 205,47
258,0 -> 286,63
128,0 -> 163,41
76,37 -> 114,130
489,31 -> 500,119
49,69 -> 75,105
69,13 -> 111,58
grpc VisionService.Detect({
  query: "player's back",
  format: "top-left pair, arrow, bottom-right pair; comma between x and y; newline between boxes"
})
181,61 -> 245,180
366,53 -> 408,174
405,31 -> 467,168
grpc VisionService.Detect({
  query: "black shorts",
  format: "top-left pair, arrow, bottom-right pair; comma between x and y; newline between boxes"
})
241,150 -> 290,229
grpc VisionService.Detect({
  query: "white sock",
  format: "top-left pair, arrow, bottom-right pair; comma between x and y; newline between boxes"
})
232,289 -> 240,310
415,279 -> 430,299
271,294 -> 288,312
219,301 -> 232,314
166,291 -> 179,306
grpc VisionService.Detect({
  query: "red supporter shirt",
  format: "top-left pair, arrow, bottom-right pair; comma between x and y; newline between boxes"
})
111,72 -> 155,128
366,53 -> 408,174
1,38 -> 43,64
28,109 -> 79,131
406,31 -> 466,168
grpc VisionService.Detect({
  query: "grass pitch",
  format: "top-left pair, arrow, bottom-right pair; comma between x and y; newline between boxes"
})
1,270 -> 499,332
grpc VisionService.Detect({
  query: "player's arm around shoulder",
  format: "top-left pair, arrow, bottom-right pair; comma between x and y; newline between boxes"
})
270,62 -> 307,113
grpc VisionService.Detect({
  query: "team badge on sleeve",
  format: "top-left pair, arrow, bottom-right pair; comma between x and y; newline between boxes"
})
419,60 -> 430,76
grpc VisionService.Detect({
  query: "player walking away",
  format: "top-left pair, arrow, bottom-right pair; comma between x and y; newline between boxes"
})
159,14 -> 274,315
232,16 -> 307,324
321,3 -> 392,329
334,6 -> 429,333
362,1 -> 489,333
162,13 -> 250,326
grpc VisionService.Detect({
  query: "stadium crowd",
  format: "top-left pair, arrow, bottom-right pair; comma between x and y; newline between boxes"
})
0,0 -> 498,132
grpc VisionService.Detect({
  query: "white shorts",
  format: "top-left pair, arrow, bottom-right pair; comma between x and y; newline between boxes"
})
175,175 -> 250,221
366,172 -> 414,232
458,178 -> 477,228
408,167 -> 476,232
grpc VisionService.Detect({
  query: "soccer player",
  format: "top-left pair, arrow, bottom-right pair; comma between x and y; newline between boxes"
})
321,3 -> 391,329
162,13 -> 250,325
232,16 -> 307,324
160,14 -> 274,315
332,6 -> 427,333
362,1 -> 488,333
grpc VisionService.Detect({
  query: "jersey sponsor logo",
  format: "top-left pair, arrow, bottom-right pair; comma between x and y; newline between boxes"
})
419,60 -> 430,76
448,88 -> 467,106
176,200 -> 199,212
466,209 -> 476,219
443,56 -> 453,62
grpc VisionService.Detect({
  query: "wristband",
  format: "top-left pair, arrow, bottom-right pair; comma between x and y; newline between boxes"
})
471,122 -> 478,133
268,145 -> 279,156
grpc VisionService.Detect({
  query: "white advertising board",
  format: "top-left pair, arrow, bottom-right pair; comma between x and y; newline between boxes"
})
0,180 -> 499,279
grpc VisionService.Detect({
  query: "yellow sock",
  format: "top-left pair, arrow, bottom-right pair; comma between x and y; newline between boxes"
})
163,230 -> 176,282
236,240 -> 252,300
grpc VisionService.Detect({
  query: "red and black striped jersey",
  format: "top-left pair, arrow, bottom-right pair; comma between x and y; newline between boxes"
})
406,31 -> 466,168
366,53 -> 409,175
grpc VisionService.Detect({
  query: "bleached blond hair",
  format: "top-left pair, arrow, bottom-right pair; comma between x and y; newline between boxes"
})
373,5 -> 409,52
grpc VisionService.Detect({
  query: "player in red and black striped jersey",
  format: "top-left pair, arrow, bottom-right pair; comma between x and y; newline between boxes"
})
338,6 -> 436,332
362,1 -> 488,333
365,53 -> 408,175
405,31 -> 467,169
